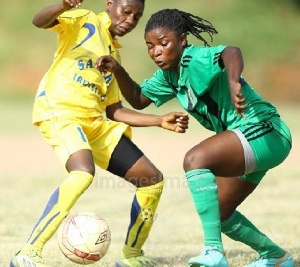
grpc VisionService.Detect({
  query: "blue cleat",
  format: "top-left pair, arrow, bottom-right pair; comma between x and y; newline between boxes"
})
244,252 -> 294,267
188,246 -> 228,267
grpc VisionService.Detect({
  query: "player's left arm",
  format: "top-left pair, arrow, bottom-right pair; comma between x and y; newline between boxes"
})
221,46 -> 247,116
106,102 -> 189,133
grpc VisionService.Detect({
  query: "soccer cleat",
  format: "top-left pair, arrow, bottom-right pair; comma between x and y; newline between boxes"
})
10,249 -> 46,267
188,246 -> 228,267
244,252 -> 294,267
115,251 -> 157,267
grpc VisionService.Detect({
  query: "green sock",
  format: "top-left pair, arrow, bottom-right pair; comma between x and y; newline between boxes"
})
186,169 -> 224,253
221,210 -> 285,258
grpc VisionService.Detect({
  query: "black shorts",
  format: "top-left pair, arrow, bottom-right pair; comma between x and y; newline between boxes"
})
107,135 -> 144,177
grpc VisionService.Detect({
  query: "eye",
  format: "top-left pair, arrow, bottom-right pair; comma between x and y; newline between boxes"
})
121,7 -> 132,15
122,10 -> 130,15
146,44 -> 154,50
161,42 -> 168,47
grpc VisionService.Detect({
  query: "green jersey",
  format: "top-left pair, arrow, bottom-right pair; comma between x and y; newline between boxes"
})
140,45 -> 279,133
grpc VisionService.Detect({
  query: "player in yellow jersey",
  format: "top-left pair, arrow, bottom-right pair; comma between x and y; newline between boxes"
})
10,1 -> 189,267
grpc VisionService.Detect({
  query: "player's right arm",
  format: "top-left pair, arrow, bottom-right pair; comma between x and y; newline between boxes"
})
95,55 -> 152,110
32,0 -> 83,29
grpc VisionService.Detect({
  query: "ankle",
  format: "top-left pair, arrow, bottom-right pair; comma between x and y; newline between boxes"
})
20,245 -> 42,255
121,247 -> 143,258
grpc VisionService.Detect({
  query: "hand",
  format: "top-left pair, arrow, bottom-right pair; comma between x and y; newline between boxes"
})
229,81 -> 247,119
95,55 -> 120,76
63,0 -> 83,10
161,112 -> 189,133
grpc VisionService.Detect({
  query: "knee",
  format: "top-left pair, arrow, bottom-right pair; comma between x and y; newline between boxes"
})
137,169 -> 163,188
66,150 -> 95,176
183,149 -> 206,172
152,170 -> 163,184
71,164 -> 95,177
82,164 -> 96,177
145,170 -> 163,186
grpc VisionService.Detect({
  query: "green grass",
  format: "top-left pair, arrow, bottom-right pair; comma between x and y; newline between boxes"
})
1,161 -> 300,266
1,0 -> 300,266
1,100 -> 300,266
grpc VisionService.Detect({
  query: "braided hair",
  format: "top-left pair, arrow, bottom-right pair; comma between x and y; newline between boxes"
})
145,9 -> 217,46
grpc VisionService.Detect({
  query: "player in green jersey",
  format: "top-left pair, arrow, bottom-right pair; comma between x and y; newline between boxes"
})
95,8 -> 294,267
10,3 -> 189,267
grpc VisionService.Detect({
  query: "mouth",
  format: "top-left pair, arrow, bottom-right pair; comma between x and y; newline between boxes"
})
118,25 -> 131,35
155,60 -> 165,67
154,60 -> 164,66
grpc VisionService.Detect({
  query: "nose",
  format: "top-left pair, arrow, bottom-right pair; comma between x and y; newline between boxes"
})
125,15 -> 136,27
153,46 -> 162,57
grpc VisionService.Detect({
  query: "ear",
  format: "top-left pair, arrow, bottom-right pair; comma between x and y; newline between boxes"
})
106,0 -> 114,12
180,33 -> 188,47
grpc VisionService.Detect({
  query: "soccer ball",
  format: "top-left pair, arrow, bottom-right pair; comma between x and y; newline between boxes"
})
57,212 -> 111,265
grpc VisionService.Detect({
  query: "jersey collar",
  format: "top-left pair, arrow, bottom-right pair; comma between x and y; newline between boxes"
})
98,12 -> 122,48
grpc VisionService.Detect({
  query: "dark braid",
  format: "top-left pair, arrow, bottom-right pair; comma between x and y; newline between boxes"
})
145,9 -> 217,46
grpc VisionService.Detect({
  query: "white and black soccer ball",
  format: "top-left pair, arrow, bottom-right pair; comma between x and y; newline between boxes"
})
57,212 -> 111,265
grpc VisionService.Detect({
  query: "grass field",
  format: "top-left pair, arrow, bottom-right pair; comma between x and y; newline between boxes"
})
0,98 -> 299,266
1,0 -> 300,266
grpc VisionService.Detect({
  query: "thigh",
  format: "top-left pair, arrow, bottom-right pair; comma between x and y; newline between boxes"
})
106,135 -> 143,178
216,176 -> 258,221
39,118 -> 91,167
91,120 -> 131,170
243,120 -> 292,171
184,131 -> 245,177
107,135 -> 162,187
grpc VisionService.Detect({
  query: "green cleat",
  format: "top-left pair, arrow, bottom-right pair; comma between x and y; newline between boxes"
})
244,252 -> 294,267
10,249 -> 47,267
188,246 -> 228,267
115,251 -> 157,267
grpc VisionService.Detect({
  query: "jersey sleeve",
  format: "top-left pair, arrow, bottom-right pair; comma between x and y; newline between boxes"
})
189,45 -> 226,95
140,70 -> 176,107
50,9 -> 91,34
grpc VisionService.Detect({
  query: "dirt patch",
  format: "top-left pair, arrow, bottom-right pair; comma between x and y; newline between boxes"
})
1,130 -> 299,176
0,134 -> 61,176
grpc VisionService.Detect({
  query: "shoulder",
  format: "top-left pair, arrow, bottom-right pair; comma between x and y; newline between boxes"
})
55,9 -> 98,32
181,45 -> 226,70
186,45 -> 227,58
59,9 -> 93,19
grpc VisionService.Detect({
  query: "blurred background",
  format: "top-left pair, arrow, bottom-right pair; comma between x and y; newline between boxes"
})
1,1 -> 300,265
1,0 -> 300,102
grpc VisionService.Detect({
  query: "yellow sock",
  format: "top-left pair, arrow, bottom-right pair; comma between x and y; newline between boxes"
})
21,171 -> 93,253
122,181 -> 164,258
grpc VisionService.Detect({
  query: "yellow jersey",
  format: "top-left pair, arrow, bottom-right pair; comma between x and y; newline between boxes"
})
32,10 -> 122,125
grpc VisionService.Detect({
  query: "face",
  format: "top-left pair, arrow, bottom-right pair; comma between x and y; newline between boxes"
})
106,0 -> 144,37
145,27 -> 187,72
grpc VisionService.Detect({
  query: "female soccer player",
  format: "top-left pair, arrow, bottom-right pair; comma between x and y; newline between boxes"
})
10,2 -> 189,267
95,8 -> 294,267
